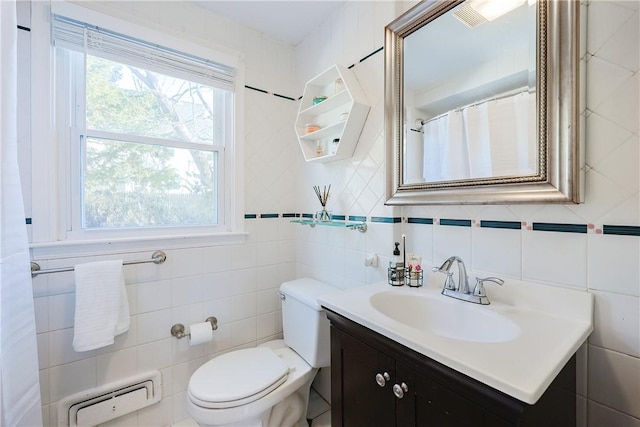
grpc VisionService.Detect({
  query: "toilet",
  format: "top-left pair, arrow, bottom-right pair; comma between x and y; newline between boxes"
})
186,278 -> 338,427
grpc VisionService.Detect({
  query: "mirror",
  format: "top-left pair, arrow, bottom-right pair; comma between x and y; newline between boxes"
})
385,0 -> 582,205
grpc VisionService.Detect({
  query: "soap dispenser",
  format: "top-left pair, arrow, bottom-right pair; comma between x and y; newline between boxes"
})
389,242 -> 402,268
388,242 -> 405,286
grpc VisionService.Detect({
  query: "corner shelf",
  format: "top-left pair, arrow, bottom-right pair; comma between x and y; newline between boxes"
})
295,64 -> 370,162
290,219 -> 367,233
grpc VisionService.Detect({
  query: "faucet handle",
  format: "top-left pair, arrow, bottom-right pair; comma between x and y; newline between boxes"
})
443,271 -> 456,290
432,266 -> 456,290
473,277 -> 504,297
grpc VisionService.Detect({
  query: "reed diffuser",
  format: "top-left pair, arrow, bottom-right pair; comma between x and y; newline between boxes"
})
313,185 -> 332,222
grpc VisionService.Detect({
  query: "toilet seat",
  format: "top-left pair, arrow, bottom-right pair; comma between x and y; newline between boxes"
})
188,347 -> 290,409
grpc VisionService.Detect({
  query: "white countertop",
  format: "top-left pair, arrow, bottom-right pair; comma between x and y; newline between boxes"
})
318,272 -> 593,404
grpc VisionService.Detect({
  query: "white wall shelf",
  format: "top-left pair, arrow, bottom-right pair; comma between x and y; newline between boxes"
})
295,64 -> 370,162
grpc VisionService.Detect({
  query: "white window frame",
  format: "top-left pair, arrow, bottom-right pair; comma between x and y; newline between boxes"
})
30,2 -> 246,252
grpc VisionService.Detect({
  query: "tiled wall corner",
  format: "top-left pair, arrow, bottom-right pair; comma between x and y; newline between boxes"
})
24,1 -> 299,424
293,1 -> 640,424
19,0 -> 640,425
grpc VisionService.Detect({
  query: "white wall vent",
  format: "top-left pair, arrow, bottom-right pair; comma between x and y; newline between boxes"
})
57,371 -> 162,426
453,4 -> 489,28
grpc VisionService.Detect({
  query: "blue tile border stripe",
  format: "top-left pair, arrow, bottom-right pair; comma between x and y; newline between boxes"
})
603,225 -> 640,236
244,212 -> 640,238
371,216 -> 402,224
480,220 -> 521,230
246,85 -> 296,102
273,93 -> 295,101
407,217 -> 433,225
245,85 -> 268,94
440,219 -> 471,227
260,213 -> 279,219
532,222 -> 587,234
360,46 -> 383,63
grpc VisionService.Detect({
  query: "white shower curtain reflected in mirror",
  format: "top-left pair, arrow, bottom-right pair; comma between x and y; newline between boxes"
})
422,91 -> 536,182
422,112 -> 448,182
1,1 -> 43,425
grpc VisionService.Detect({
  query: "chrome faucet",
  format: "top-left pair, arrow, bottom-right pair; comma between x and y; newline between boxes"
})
432,256 -> 470,293
432,256 -> 504,305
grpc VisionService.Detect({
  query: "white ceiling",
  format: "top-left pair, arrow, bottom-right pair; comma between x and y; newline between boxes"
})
195,1 -> 347,46
404,1 -> 535,91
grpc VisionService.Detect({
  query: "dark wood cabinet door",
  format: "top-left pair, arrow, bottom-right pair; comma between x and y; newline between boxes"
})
397,366 -> 484,427
326,310 -> 576,427
332,327 -> 396,427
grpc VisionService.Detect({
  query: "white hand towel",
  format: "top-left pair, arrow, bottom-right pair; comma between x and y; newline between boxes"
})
73,260 -> 130,352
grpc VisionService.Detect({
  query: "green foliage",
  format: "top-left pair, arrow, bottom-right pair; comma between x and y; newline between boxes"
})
83,56 -> 218,228
84,190 -> 215,228
86,57 -> 169,137
85,138 -> 180,193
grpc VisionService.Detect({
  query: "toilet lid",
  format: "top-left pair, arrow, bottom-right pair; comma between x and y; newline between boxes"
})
188,347 -> 290,409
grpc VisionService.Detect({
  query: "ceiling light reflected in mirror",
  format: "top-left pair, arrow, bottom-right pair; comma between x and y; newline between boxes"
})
454,0 -> 535,28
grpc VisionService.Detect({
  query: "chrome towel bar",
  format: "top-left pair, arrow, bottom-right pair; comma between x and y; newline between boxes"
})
30,250 -> 167,277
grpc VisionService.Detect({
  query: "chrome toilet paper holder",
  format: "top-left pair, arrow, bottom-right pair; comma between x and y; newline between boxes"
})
170,316 -> 218,339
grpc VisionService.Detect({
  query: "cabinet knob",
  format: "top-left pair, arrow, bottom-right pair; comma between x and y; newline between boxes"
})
393,382 -> 409,399
375,372 -> 391,387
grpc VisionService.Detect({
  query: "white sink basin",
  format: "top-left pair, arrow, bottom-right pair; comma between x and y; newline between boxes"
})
318,273 -> 593,404
370,290 -> 521,343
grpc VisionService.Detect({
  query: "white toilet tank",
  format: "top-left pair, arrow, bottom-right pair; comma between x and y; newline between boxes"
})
279,278 -> 338,368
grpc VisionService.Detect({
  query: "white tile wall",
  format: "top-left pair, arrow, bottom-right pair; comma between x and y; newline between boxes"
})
294,1 -> 639,425
588,233 -> 640,296
522,229 -> 588,288
24,1 -> 297,424
432,223 -> 473,269
588,345 -> 640,419
588,401 -> 640,427
471,226 -> 522,278
20,0 -> 640,426
590,291 -> 640,357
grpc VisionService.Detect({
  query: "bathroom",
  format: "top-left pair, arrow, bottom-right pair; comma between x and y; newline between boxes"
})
3,0 -> 638,426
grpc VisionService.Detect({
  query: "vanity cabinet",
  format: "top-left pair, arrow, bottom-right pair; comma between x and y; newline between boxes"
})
295,64 -> 369,162
327,310 -> 576,427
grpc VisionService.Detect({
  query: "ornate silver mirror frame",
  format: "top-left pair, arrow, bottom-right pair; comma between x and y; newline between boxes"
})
385,0 -> 583,205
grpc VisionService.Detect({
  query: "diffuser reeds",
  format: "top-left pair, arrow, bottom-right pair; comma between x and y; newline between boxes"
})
313,185 -> 332,222
313,185 -> 331,208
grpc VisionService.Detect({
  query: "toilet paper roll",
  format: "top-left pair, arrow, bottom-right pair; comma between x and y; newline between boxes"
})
188,322 -> 213,346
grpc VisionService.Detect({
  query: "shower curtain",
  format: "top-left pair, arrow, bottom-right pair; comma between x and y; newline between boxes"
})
422,113 -> 448,182
422,111 -> 470,182
483,92 -> 536,177
462,102 -> 492,179
1,1 -> 43,425
422,91 -> 535,181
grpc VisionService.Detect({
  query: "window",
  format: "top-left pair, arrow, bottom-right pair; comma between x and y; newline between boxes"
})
52,14 -> 240,239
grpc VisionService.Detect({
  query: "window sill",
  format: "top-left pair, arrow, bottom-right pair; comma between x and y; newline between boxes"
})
29,231 -> 248,259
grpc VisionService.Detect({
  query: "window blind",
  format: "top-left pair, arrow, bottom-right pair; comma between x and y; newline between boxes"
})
52,14 -> 235,89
